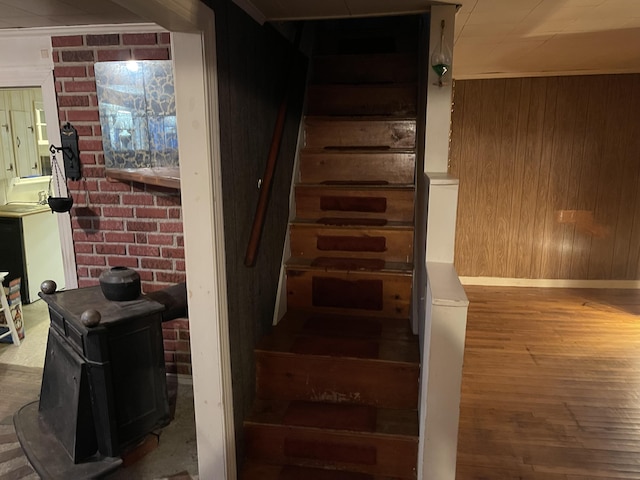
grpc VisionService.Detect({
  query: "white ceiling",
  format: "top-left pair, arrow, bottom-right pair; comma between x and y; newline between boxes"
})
1,0 -> 639,78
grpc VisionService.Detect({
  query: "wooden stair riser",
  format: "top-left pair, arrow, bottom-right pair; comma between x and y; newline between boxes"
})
256,351 -> 419,409
312,53 -> 418,85
290,225 -> 414,263
299,151 -> 415,185
307,85 -> 417,117
287,268 -> 412,319
305,118 -> 416,150
295,186 -> 415,223
244,423 -> 418,479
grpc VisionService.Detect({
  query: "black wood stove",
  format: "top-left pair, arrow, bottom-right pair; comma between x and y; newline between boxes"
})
14,284 -> 179,479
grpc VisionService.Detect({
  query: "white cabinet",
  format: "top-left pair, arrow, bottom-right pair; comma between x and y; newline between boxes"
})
0,88 -> 43,179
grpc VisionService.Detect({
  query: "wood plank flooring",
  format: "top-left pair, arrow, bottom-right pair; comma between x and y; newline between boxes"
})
458,286 -> 640,480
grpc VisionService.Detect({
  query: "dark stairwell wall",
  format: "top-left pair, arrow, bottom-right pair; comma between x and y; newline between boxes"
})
201,0 -> 308,462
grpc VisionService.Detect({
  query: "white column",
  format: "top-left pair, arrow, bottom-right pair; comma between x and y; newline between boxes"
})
173,24 -> 236,480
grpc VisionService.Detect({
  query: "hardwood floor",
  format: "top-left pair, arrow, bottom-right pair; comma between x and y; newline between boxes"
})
457,286 -> 640,480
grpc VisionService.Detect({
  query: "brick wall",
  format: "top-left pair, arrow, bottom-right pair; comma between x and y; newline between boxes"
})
52,32 -> 190,375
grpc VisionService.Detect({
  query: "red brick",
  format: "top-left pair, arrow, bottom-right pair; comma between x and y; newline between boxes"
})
86,34 -> 120,46
93,125 -> 102,136
156,195 -> 180,207
89,267 -> 105,278
88,193 -> 120,205
78,278 -> 100,288
123,194 -> 154,205
73,125 -> 93,136
77,267 -> 89,277
97,49 -> 131,62
105,232 -> 135,243
103,206 -> 133,217
67,110 -> 100,122
87,65 -> 95,77
176,236 -> 184,247
100,220 -> 125,231
127,221 -> 158,232
163,339 -> 176,351
148,234 -> 174,246
61,50 -> 94,62
165,363 -> 178,374
82,165 -> 105,177
159,33 -> 171,45
74,243 -> 94,254
136,233 -> 147,244
159,223 -> 183,233
162,329 -> 178,340
52,51 -> 59,63
138,270 -> 153,281
136,207 -> 167,219
133,48 -> 169,60
99,180 -> 131,192
76,254 -> 107,266
164,352 -> 175,364
141,258 -> 172,270
58,95 -> 90,107
90,95 -> 98,107
179,330 -> 190,340
54,65 -> 87,77
52,35 -> 83,47
123,33 -> 158,45
162,247 -> 184,259
80,153 -> 97,165
129,245 -> 160,257
58,110 -> 67,122
168,208 -> 181,219
79,139 -> 103,151
176,364 -> 192,376
175,340 -> 190,352
156,271 -> 186,283
64,80 -> 96,92
175,260 -> 186,272
96,244 -> 126,255
73,231 -> 104,242
107,256 -> 138,268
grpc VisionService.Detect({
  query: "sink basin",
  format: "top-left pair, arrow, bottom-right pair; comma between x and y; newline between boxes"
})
0,203 -> 47,213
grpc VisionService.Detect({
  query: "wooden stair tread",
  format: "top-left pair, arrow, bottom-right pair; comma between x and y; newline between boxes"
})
287,258 -> 413,275
302,147 -> 415,155
257,311 -> 418,363
306,115 -> 416,122
241,462 -> 388,480
278,311 -> 414,340
292,218 -> 413,230
247,399 -> 419,438
297,184 -> 414,191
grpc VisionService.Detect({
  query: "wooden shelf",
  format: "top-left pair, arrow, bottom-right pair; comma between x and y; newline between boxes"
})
105,167 -> 180,190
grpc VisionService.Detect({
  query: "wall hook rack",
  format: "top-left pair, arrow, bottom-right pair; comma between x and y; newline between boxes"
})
49,122 -> 81,181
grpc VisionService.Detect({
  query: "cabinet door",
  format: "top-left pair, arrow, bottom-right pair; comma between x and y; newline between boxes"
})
0,110 -> 15,178
10,110 -> 39,177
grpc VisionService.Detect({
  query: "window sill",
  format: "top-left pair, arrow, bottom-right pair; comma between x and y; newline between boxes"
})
105,167 -> 180,190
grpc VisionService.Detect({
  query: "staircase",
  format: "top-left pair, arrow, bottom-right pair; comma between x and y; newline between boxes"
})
242,17 -> 421,480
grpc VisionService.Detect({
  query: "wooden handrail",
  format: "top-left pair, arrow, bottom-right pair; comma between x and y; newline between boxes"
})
244,97 -> 289,267
244,28 -> 303,267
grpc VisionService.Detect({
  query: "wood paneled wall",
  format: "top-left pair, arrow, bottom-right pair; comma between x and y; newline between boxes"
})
449,74 -> 640,280
204,0 -> 307,461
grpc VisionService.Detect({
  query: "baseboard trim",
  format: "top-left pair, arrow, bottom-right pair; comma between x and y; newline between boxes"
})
459,277 -> 640,289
